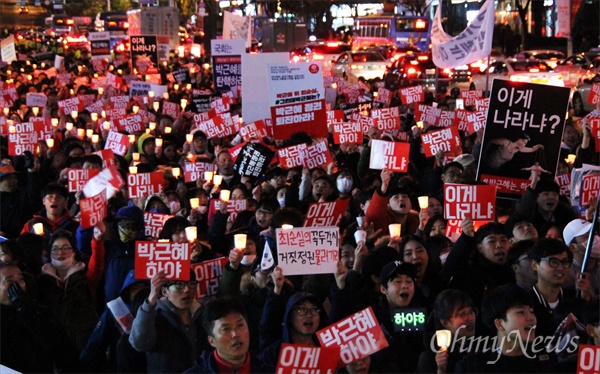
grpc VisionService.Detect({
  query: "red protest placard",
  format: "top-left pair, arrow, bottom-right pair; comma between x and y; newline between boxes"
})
183,161 -> 218,183
444,183 -> 496,221
399,85 -> 424,105
196,113 -> 236,139
555,173 -> 571,197
454,109 -> 471,132
445,219 -> 463,242
192,109 -> 217,126
421,126 -> 462,158
144,212 -> 173,239
135,241 -> 190,280
371,107 -> 400,131
109,95 -> 129,109
333,122 -> 362,144
31,117 -> 52,140
476,98 -> 489,112
277,143 -> 308,169
375,87 -> 392,106
67,168 -> 100,192
127,171 -> 165,199
210,96 -> 231,114
465,110 -> 486,135
479,174 -> 530,195
114,114 -> 144,133
80,189 -> 107,229
580,174 -> 600,206
208,199 -> 247,225
317,306 -> 389,368
56,73 -> 72,86
106,72 -> 123,90
162,101 -> 180,119
276,344 -> 339,373
304,199 -> 349,227
341,84 -> 361,104
414,104 -> 442,126
58,97 -> 84,116
271,99 -> 327,140
352,113 -> 373,134
301,140 -> 333,169
191,257 -> 228,300
435,110 -> 455,128
587,83 -> 600,105
93,149 -> 117,168
105,108 -> 127,121
460,89 -> 483,106
327,110 -> 345,128
578,344 -> 600,374
104,131 -> 130,156
369,139 -> 410,172
239,120 -> 269,141
591,119 -> 600,152
8,122 -> 37,156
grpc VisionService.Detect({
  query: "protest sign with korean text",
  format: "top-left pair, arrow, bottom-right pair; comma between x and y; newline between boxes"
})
304,199 -> 349,227
144,212 -> 172,239
135,241 -> 190,280
580,173 -> 600,206
371,107 -> 400,131
369,139 -> 410,172
80,190 -> 108,229
444,183 -> 496,221
301,139 -> 333,169
460,89 -> 483,106
276,227 -> 339,276
114,114 -> 144,133
83,165 -> 125,200
317,306 -> 388,368
268,62 -> 327,140
399,85 -> 424,105
104,131 -> 130,156
476,80 -> 570,197
211,39 -> 244,93
414,104 -> 442,126
234,142 -> 274,178
196,113 -> 236,139
590,118 -> 600,152
183,161 -> 217,183
26,92 -> 47,108
587,83 -> 600,105
276,344 -> 339,374
8,122 -> 37,156
277,143 -> 307,169
239,120 -> 269,141
555,173 -> 571,197
375,87 -> 392,106
67,168 -> 100,192
421,126 -> 462,157
333,122 -> 362,144
162,101 -> 180,119
327,110 -> 345,128
130,35 -> 158,74
58,97 -> 84,116
191,257 -> 228,300
127,171 -> 164,199
578,344 -> 600,374
93,149 -> 117,169
89,32 -> 111,59
465,110 -> 486,135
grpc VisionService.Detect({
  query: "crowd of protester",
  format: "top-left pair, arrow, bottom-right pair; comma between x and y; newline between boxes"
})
0,43 -> 600,374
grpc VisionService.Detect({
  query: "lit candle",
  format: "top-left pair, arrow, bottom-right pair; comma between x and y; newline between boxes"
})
185,226 -> 197,242
149,122 -> 156,130
356,216 -> 364,226
163,92 -> 169,100
234,234 -> 247,251
416,121 -> 424,129
155,138 -> 162,147
103,121 -> 110,131
8,125 -> 15,134
331,82 -> 337,89
180,98 -> 187,110
186,84 -> 192,90
388,224 -> 401,239
132,105 -> 139,114
91,134 -> 99,143
86,129 -> 94,138
128,135 -> 136,144
32,107 -> 39,116
46,138 -> 54,148
51,118 -> 59,127
101,110 -> 106,118
132,152 -> 140,161
77,128 -> 85,138
172,168 -> 180,178
33,223 -> 44,235
565,154 -> 576,165
174,83 -> 179,91
66,122 -> 73,131
281,224 -> 294,230
189,198 -> 200,209
436,330 -> 452,351
418,196 -> 429,210
354,229 -> 367,244
98,87 -> 104,95
3,107 -> 9,115
204,171 -> 213,182
148,90 -> 155,99
129,166 -> 138,174
186,134 -> 193,143
91,112 -> 98,122
164,126 -> 172,134
153,102 -> 160,111
220,190 -> 231,202
212,175 -> 222,186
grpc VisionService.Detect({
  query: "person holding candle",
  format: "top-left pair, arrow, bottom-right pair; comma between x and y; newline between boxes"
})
158,216 -> 217,263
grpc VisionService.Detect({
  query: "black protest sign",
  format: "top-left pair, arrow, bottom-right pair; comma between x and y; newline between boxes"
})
234,142 -> 274,178
173,67 -> 190,83
476,80 -> 571,197
130,35 -> 158,74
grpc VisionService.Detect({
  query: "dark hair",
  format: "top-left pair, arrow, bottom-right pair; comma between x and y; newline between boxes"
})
423,214 -> 447,238
507,239 -> 535,266
202,296 -> 248,336
256,199 -> 280,215
535,179 -> 560,194
231,184 -> 251,199
529,238 -> 572,263
426,234 -> 453,261
313,174 -> 334,188
433,289 -> 474,329
41,182 -> 68,199
504,214 -> 532,239
475,222 -> 507,244
158,216 -> 190,240
481,284 -> 534,330
272,207 -> 304,228
81,154 -> 103,168
48,229 -> 77,255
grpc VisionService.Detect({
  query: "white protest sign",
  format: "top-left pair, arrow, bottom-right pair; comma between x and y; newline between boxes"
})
25,93 -> 47,108
275,227 -> 339,276
1,35 -> 16,63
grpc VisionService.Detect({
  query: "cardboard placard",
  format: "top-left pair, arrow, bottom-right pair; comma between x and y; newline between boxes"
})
421,126 -> 462,158
371,107 -> 400,131
191,257 -> 228,300
577,344 -> 600,374
239,120 -> 268,141
26,92 -> 47,108
580,174 -> 600,206
83,165 -> 125,200
8,122 -> 37,156
333,122 -> 362,144
300,140 -> 332,170
144,212 -> 173,239
327,110 -> 345,128
275,227 -> 339,276
375,87 -> 393,106
460,89 -> 483,106
67,168 -> 100,192
130,35 -> 158,74
277,143 -> 307,169
444,183 -> 496,221
234,142 -> 274,178
183,161 -> 218,183
127,171 -> 165,199
104,131 -> 130,156
162,101 -> 180,119
414,104 -> 442,126
587,83 -> 600,105
304,199 -> 349,227
80,190 -> 108,229
114,114 -> 144,133
134,241 -> 190,280
369,139 -> 410,172
399,85 -> 424,105
276,344 -> 339,374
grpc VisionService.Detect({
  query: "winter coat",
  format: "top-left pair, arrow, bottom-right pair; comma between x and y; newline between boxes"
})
184,350 -> 266,373
21,208 -> 79,242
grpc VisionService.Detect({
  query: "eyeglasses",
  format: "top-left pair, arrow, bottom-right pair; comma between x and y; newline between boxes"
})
453,307 -> 478,319
540,257 -> 573,269
256,209 -> 273,216
51,246 -> 73,254
294,307 -> 321,317
166,281 -> 199,290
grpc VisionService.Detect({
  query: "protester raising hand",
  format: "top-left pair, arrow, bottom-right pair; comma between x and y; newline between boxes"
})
461,216 -> 475,237
147,270 -> 167,306
380,168 -> 392,194
271,266 -> 284,295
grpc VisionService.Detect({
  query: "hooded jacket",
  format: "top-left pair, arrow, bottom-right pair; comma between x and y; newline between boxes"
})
258,292 -> 329,372
21,208 -> 79,241
104,205 -> 146,301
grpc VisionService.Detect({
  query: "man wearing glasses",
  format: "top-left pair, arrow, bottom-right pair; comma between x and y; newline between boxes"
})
129,270 -> 211,373
530,238 -> 593,338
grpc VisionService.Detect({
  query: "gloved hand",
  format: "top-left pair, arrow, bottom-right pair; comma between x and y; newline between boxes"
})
8,281 -> 31,310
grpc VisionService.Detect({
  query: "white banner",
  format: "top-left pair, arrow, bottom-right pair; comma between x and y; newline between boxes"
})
432,0 -> 495,68
1,35 -> 16,63
556,0 -> 570,38
222,11 -> 252,49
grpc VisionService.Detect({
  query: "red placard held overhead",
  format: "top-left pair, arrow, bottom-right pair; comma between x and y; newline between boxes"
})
371,107 -> 400,132
587,83 -> 600,105
114,114 -> 144,133
444,183 -> 496,221
333,122 -> 362,144
304,199 -> 349,227
276,344 -> 339,374
191,257 -> 228,300
414,104 -> 442,126
8,122 -> 37,156
135,241 -> 190,280
460,89 -> 483,106
375,87 -> 393,106
239,120 -> 269,141
144,212 -> 173,239
67,168 -> 100,192
183,161 -> 218,183
104,131 -> 130,156
301,140 -> 333,169
369,139 -> 410,172
580,174 -> 600,207
421,126 -> 462,158
399,85 -> 424,105
277,143 -> 308,169
127,171 -> 165,199
80,190 -> 108,229
577,344 -> 600,374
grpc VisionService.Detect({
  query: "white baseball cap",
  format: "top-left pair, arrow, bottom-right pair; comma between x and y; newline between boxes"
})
563,219 -> 592,245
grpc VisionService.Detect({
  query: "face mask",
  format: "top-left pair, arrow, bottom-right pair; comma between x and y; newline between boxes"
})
277,197 -> 286,207
119,226 -> 138,243
198,206 -> 208,214
337,178 -> 353,194
169,201 -> 181,214
241,254 -> 256,266
52,255 -> 75,271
